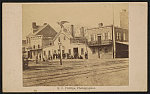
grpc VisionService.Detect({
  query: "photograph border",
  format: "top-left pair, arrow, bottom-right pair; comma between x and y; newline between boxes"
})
2,1 -> 148,93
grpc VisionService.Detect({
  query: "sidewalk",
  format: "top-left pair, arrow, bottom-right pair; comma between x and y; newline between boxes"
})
27,58 -> 129,67
28,59 -> 85,66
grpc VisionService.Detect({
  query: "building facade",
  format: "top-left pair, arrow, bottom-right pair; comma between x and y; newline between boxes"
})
85,25 -> 113,59
42,26 -> 88,61
25,23 -> 88,61
84,9 -> 129,59
24,9 -> 128,61
24,22 -> 128,61
85,25 -> 128,59
26,22 -> 57,61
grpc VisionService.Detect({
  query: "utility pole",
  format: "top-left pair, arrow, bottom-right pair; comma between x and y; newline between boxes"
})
112,4 -> 116,59
57,21 -> 69,65
58,28 -> 62,65
58,41 -> 62,65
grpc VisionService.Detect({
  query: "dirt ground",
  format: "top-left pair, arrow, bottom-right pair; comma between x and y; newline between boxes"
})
23,58 -> 129,86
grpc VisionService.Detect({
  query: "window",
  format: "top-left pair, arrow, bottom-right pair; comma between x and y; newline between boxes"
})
105,33 -> 108,40
33,45 -> 35,49
92,48 -> 96,54
117,32 -> 121,40
38,45 -> 40,48
69,49 -> 71,55
95,34 -> 97,41
92,34 -> 96,41
62,50 -> 65,54
28,38 -> 30,43
44,51 -> 46,56
30,52 -> 32,59
119,33 -> 121,40
64,36 -> 66,40
91,34 -> 94,41
26,38 -> 28,44
48,50 -> 51,55
33,51 -> 35,56
54,50 -> 56,53
81,48 -> 84,55
123,32 -> 126,40
102,33 -> 105,40
108,32 -> 111,39
117,32 -> 119,40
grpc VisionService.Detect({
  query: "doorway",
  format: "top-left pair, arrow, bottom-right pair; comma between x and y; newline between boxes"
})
73,48 -> 78,59
97,35 -> 101,44
28,51 -> 32,59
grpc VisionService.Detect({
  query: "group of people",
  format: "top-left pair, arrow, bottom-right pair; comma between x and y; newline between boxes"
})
35,52 -> 88,64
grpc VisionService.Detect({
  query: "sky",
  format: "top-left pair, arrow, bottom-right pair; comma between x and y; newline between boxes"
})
22,3 -> 128,39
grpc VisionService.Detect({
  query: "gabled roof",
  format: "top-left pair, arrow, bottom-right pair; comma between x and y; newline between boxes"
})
26,32 -> 33,37
26,24 -> 57,39
53,29 -> 73,41
33,25 -> 47,35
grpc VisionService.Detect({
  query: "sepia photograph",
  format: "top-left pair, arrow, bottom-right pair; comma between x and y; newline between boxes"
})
2,2 -> 147,92
22,3 -> 129,86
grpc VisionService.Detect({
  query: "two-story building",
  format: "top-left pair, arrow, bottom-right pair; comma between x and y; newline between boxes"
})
26,22 -> 57,61
22,40 -> 28,58
85,23 -> 129,59
115,27 -> 129,58
25,18 -> 128,62
42,25 -> 88,61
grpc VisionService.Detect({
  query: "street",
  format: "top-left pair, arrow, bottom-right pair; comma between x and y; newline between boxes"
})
23,58 -> 129,86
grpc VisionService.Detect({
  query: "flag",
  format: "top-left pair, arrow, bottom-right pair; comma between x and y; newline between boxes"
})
57,21 -> 69,28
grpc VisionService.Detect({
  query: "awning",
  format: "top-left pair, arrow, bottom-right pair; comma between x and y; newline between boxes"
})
116,41 -> 129,45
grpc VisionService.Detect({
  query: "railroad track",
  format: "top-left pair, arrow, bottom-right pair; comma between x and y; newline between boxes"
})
23,59 -> 128,76
23,64 -> 128,86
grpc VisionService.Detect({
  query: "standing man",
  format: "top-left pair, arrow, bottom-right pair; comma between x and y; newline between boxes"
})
36,55 -> 38,64
85,52 -> 88,59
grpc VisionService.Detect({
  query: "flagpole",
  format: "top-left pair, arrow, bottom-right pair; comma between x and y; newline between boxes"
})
112,4 -> 116,59
59,42 -> 62,65
57,21 -> 69,65
58,28 -> 63,65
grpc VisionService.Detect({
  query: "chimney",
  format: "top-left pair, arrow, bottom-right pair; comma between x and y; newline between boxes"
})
32,22 -> 37,28
80,27 -> 85,37
44,23 -> 47,25
71,25 -> 75,37
32,22 -> 38,33
98,23 -> 103,28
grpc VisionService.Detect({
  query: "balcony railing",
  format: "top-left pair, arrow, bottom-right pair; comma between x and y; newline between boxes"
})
26,46 -> 42,51
70,38 -> 87,44
88,40 -> 112,46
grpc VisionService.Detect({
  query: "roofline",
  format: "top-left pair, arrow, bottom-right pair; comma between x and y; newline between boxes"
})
33,24 -> 49,35
87,25 -> 128,31
87,25 -> 113,30
52,30 -> 73,42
